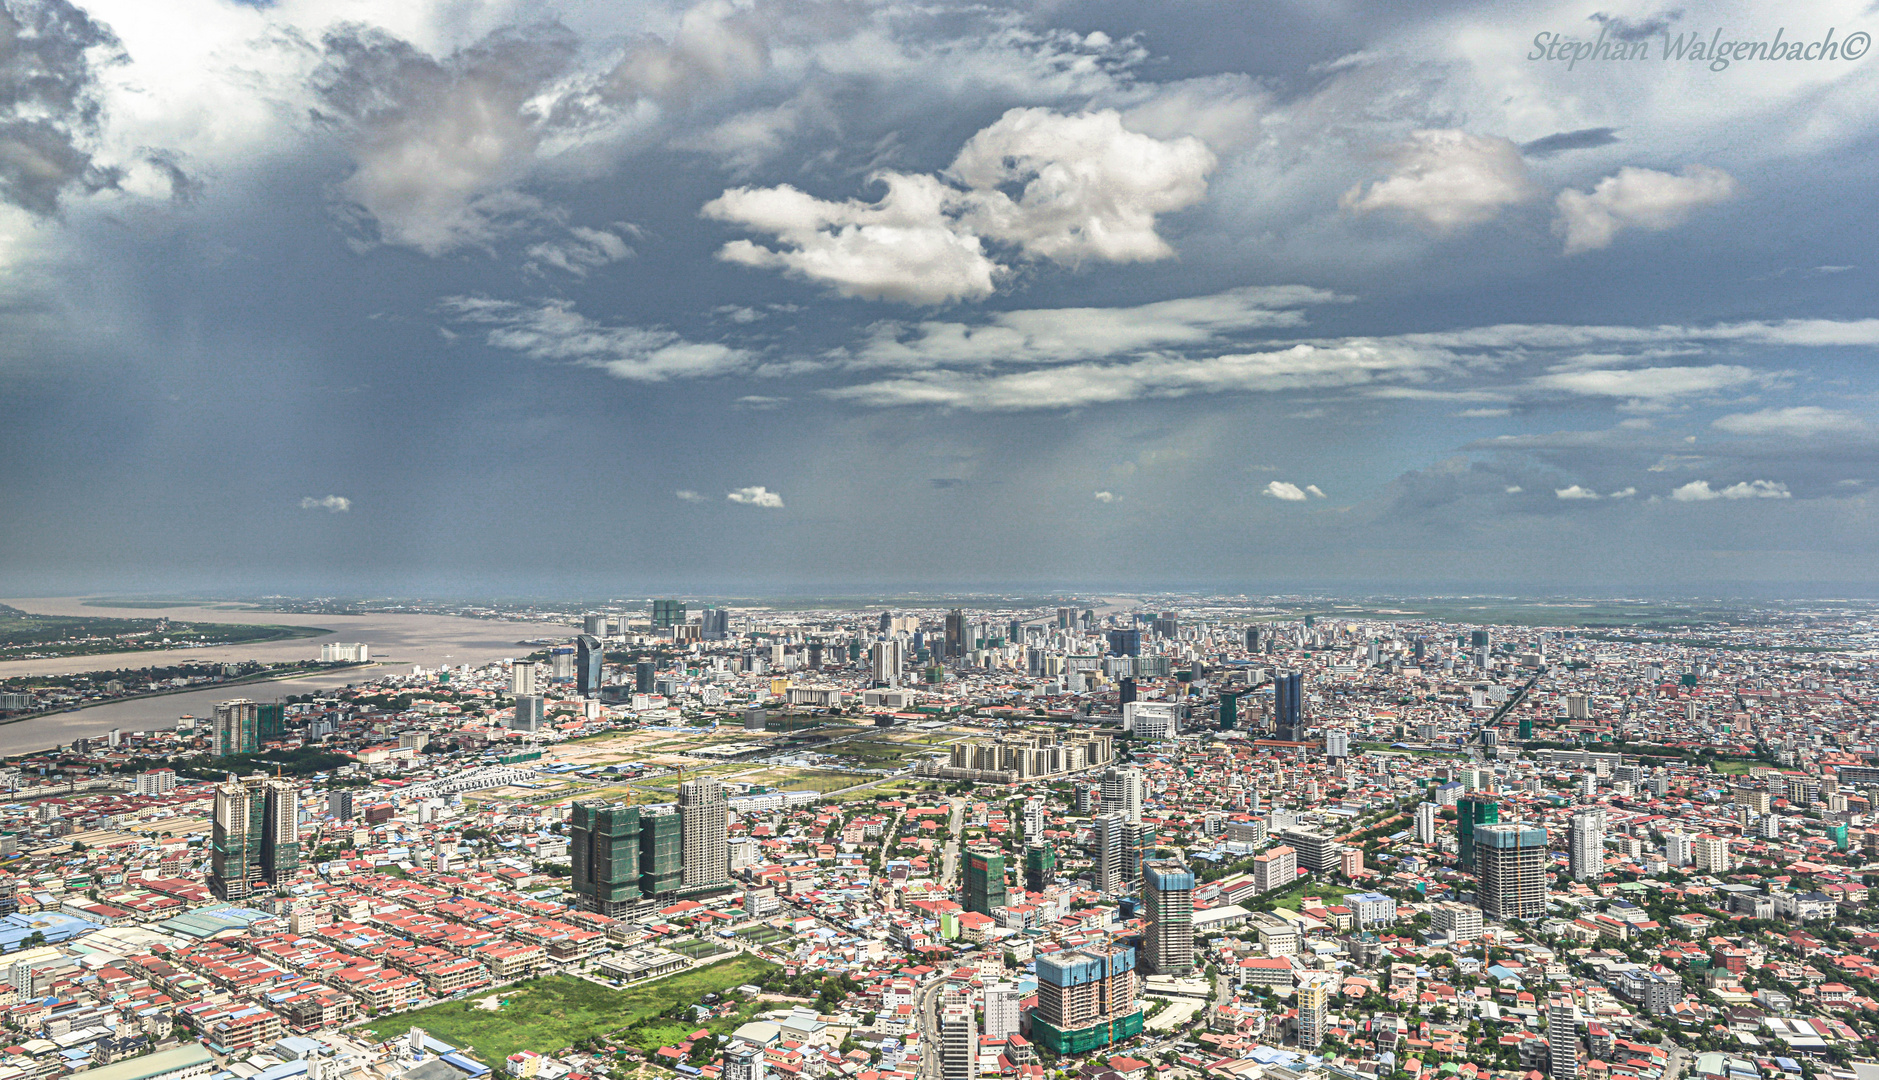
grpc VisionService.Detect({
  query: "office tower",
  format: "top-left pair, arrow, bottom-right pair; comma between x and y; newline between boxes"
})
1119,677 -> 1137,705
1141,859 -> 1196,976
1273,673 -> 1303,741
257,702 -> 284,743
511,661 -> 539,696
940,990 -> 977,1080
1475,822 -> 1548,921
1152,612 -> 1179,639
1252,845 -> 1296,894
806,641 -> 823,670
1105,628 -> 1142,657
1092,812 -> 1125,893
1568,810 -> 1604,882
512,695 -> 544,732
701,607 -> 730,641
1664,832 -> 1693,866
944,609 -> 966,658
1456,795 -> 1500,870
210,777 -> 260,900
635,661 -> 656,693
723,1044 -> 765,1080
1218,691 -> 1238,730
1030,944 -> 1141,1053
1325,730 -> 1350,759
1471,629 -> 1490,650
984,983 -> 1022,1041
261,778 -> 299,885
570,801 -> 643,915
652,600 -> 687,629
583,614 -> 608,637
550,646 -> 574,679
1548,993 -> 1579,1080
1415,802 -> 1438,845
575,635 -> 604,696
1121,820 -> 1155,885
679,778 -> 730,889
964,849 -> 1006,915
328,790 -> 354,820
1245,627 -> 1260,651
1296,972 -> 1332,1049
1024,844 -> 1055,893
1007,618 -> 1023,645
1692,834 -> 1730,872
1023,796 -> 1045,837
870,639 -> 903,686
1102,767 -> 1144,823
1413,637 -> 1425,665
212,699 -> 258,758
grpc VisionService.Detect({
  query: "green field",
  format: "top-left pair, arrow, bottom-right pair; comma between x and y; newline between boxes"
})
361,957 -> 777,1065
737,925 -> 788,944
1710,760 -> 1757,775
669,938 -> 733,959
0,603 -> 325,659
1268,881 -> 1354,912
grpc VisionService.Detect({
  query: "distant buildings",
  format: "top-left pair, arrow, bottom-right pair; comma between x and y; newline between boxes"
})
319,642 -> 369,662
575,635 -> 604,697
209,773 -> 297,900
679,777 -> 730,889
212,699 -> 258,758
1273,672 -> 1303,741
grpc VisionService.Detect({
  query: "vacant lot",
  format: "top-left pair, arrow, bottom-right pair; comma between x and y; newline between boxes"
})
361,956 -> 776,1065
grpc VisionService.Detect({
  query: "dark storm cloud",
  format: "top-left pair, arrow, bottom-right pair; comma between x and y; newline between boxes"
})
0,0 -> 122,215
1520,127 -> 1620,158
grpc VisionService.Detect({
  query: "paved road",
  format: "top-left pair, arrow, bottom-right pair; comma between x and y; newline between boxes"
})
939,797 -> 965,886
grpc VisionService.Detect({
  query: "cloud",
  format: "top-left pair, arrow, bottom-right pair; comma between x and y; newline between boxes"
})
314,22 -> 580,255
1712,406 -> 1863,437
1530,364 -> 1765,405
0,0 -> 124,215
675,490 -> 706,502
1264,481 -> 1318,501
1093,490 -> 1118,503
299,495 -> 351,513
523,226 -> 635,277
1554,485 -> 1600,500
727,485 -> 784,508
1504,485 -> 1524,493
702,108 -> 1214,304
1609,486 -> 1638,498
1670,479 -> 1791,501
440,296 -> 748,381
1554,165 -> 1736,254
1341,129 -> 1535,229
1519,127 -> 1620,159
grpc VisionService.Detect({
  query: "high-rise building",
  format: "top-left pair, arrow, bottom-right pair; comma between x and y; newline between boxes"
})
1279,827 -> 1338,873
635,661 -> 656,693
1296,972 -> 1334,1050
1548,993 -> 1579,1080
1324,730 -> 1350,759
701,607 -> 730,641
1022,796 -> 1045,838
212,699 -> 258,758
1692,834 -> 1730,872
944,609 -> 966,659
723,1044 -> 765,1080
1253,845 -> 1296,894
1121,820 -> 1156,885
1102,767 -> 1144,823
1105,628 -> 1142,657
940,990 -> 977,1080
571,800 -> 643,915
984,982 -> 1023,1041
1273,673 -> 1303,741
210,777 -> 259,900
870,639 -> 903,686
1456,795 -> 1500,870
257,702 -> 284,743
1218,691 -> 1238,730
679,778 -> 730,889
328,790 -> 354,820
1024,844 -> 1055,893
1664,831 -> 1693,867
1244,627 -> 1260,651
1415,802 -> 1439,845
512,695 -> 544,732
511,661 -> 539,696
652,600 -> 687,629
639,805 -> 683,897
1030,944 -> 1141,1054
1092,813 -> 1126,894
1141,859 -> 1195,976
1431,900 -> 1484,942
261,779 -> 299,885
583,614 -> 609,637
1568,810 -> 1604,882
550,646 -> 574,679
575,635 -> 604,696
1476,822 -> 1548,921
964,850 -> 1007,915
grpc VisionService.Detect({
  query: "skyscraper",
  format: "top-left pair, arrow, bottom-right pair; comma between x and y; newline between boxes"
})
963,850 -> 1007,915
1022,796 -> 1045,837
1024,844 -> 1055,893
575,635 -> 604,696
1102,767 -> 1143,823
636,660 -> 656,693
1548,993 -> 1579,1080
652,599 -> 687,629
944,609 -> 966,658
1092,812 -> 1126,894
1415,801 -> 1438,845
940,990 -> 978,1080
984,983 -> 1023,1041
1568,809 -> 1604,882
1244,627 -> 1260,651
701,607 -> 730,640
210,777 -> 259,900
571,800 -> 643,915
1141,859 -> 1196,976
212,699 -> 258,758
679,777 -> 730,890
512,695 -> 544,731
1105,628 -> 1142,657
1476,822 -> 1548,921
1456,795 -> 1500,870
870,639 -> 903,685
257,702 -> 284,743
261,778 -> 299,885
1296,972 -> 1334,1050
1324,730 -> 1350,759
1218,691 -> 1238,730
1273,673 -> 1303,741
1121,820 -> 1155,885
511,661 -> 539,696
1030,944 -> 1141,1054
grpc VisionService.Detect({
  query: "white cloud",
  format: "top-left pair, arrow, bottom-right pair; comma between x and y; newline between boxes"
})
1712,406 -> 1864,437
727,485 -> 784,508
702,108 -> 1213,304
675,490 -> 705,502
1504,485 -> 1523,493
1341,129 -> 1535,229
1609,487 -> 1638,499
1670,479 -> 1792,501
1264,481 -> 1310,501
1530,364 -> 1764,403
299,495 -> 351,513
1555,165 -> 1737,254
1555,485 -> 1600,500
1093,490 -> 1118,503
1306,485 -> 1326,498
524,226 -> 635,277
441,296 -> 748,381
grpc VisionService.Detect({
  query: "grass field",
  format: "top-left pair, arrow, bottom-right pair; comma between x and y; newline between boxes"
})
737,926 -> 788,944
1268,880 -> 1354,912
1710,760 -> 1757,775
669,938 -> 733,959
361,957 -> 777,1065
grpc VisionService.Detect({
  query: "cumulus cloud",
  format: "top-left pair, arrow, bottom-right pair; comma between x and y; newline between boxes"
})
1263,481 -> 1326,501
1341,129 -> 1535,229
1555,165 -> 1736,254
702,108 -> 1214,304
1554,485 -> 1600,500
1712,406 -> 1863,437
1093,490 -> 1118,502
314,22 -> 580,255
1670,479 -> 1791,501
299,495 -> 352,512
675,490 -> 706,502
727,485 -> 784,508
1610,487 -> 1638,498
0,0 -> 123,215
441,296 -> 748,381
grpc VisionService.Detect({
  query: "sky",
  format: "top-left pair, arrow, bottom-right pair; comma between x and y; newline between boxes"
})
1,0 -> 1878,597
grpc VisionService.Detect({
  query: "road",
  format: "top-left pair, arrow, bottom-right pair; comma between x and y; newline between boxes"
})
939,796 -> 965,886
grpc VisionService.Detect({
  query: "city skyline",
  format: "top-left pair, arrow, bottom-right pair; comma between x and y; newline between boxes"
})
2,0 -> 1876,595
